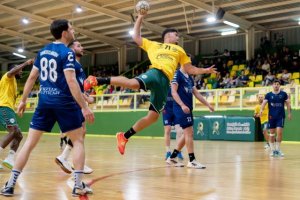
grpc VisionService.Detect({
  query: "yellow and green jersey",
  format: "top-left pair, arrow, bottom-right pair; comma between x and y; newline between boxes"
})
0,72 -> 17,110
254,103 -> 269,124
140,38 -> 191,81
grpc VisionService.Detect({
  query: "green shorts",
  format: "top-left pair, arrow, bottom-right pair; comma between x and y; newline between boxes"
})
136,68 -> 170,112
0,106 -> 18,129
261,122 -> 268,131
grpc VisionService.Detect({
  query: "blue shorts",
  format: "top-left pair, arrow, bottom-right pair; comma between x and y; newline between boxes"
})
268,118 -> 284,129
162,106 -> 176,126
30,107 -> 84,133
174,108 -> 193,129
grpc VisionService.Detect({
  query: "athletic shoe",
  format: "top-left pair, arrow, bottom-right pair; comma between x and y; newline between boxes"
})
264,143 -> 270,149
0,164 -> 3,170
165,151 -> 171,160
0,182 -> 14,196
187,160 -> 206,169
177,151 -> 184,161
2,156 -> 14,170
55,156 -> 73,174
72,182 -> 93,197
270,150 -> 277,157
116,132 -> 128,155
276,150 -> 284,157
166,157 -> 184,167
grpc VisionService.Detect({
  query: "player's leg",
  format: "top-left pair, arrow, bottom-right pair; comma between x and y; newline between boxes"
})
275,118 -> 284,156
175,124 -> 184,161
116,69 -> 169,155
0,128 -> 43,196
86,76 -> 140,91
55,137 -> 73,174
262,123 -> 269,149
2,126 -> 23,169
163,125 -> 172,159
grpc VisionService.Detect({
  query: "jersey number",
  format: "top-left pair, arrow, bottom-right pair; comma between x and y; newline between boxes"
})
40,57 -> 57,82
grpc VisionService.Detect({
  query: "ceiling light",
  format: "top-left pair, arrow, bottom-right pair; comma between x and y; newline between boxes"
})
298,21 -> 300,25
129,29 -> 134,36
223,20 -> 239,28
221,30 -> 237,36
76,6 -> 83,13
206,16 -> 216,23
22,18 -> 29,24
17,48 -> 24,53
13,52 -> 26,58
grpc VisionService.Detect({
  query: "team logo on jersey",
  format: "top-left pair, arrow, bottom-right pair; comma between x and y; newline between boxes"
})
141,75 -> 148,79
9,118 -> 15,124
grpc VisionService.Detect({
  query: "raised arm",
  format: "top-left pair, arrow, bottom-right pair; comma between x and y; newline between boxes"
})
132,14 -> 145,46
183,62 -> 217,75
7,58 -> 34,78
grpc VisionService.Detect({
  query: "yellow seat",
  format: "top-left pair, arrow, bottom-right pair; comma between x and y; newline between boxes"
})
207,84 -> 212,89
238,64 -> 245,71
248,81 -> 254,87
249,75 -> 255,81
204,78 -> 208,83
294,79 -> 299,85
255,75 -> 263,82
220,95 -> 228,103
210,73 -> 216,79
244,69 -> 250,76
228,95 -> 235,103
232,65 -> 238,71
276,73 -> 282,79
227,60 -> 234,67
292,72 -> 300,79
230,70 -> 237,77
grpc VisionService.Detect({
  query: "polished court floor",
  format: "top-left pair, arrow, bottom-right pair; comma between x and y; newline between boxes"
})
0,133 -> 299,200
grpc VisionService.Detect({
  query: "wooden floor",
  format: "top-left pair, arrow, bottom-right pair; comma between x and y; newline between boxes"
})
0,133 -> 299,200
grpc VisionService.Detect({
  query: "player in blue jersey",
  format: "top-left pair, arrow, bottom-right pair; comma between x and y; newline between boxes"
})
55,40 -> 94,175
162,87 -> 183,160
260,79 -> 291,157
0,19 -> 94,197
166,67 -> 214,169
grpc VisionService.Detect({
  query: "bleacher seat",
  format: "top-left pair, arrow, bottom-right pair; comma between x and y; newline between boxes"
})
249,76 -> 255,81
248,81 -> 254,87
231,65 -> 238,71
210,73 -> 216,79
227,60 -> 234,67
238,64 -> 245,71
230,70 -> 236,77
292,72 -> 300,79
255,75 -> 263,83
294,79 -> 299,85
219,95 -> 228,103
249,94 -> 257,103
206,95 -> 214,104
228,95 -> 236,103
276,73 -> 282,79
207,84 -> 212,89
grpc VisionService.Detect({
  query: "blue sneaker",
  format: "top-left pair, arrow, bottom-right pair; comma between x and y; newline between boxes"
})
0,182 -> 14,196
165,152 -> 171,160
276,150 -> 284,157
177,152 -> 184,161
270,150 -> 277,157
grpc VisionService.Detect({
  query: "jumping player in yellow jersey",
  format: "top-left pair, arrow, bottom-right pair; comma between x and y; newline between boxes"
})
84,13 -> 217,155
0,59 -> 34,170
254,94 -> 269,149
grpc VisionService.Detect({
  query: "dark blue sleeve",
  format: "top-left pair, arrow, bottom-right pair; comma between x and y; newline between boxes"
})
283,92 -> 288,101
171,70 -> 180,85
62,49 -> 76,71
265,93 -> 270,101
33,51 -> 40,71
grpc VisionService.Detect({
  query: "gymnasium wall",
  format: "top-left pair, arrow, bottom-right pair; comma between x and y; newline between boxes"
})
13,110 -> 300,141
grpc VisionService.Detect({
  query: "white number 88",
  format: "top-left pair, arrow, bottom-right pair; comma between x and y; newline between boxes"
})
40,57 -> 58,82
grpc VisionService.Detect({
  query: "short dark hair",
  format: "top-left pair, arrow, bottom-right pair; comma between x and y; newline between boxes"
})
273,79 -> 281,84
50,19 -> 70,40
162,28 -> 178,39
68,39 -> 78,48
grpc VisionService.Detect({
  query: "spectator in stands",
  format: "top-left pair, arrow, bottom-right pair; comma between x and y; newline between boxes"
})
261,60 -> 270,73
223,49 -> 230,57
271,52 -> 281,73
213,49 -> 219,56
213,73 -> 222,89
220,73 -> 232,88
291,60 -> 299,72
281,56 -> 292,72
219,63 -> 229,77
262,71 -> 275,86
235,70 -> 249,87
280,69 -> 291,85
195,76 -> 204,90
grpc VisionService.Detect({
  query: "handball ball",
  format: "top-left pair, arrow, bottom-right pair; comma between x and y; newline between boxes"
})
136,1 -> 150,15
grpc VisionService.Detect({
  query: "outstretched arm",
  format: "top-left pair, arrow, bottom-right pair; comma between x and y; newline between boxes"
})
183,62 -> 217,75
7,58 -> 34,78
132,14 -> 146,46
193,87 -> 214,112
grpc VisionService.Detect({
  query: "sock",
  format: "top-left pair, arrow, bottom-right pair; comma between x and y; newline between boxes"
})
165,146 -> 171,152
67,139 -> 74,147
60,144 -> 72,160
270,142 -> 275,151
275,142 -> 281,151
124,127 -> 136,139
8,150 -> 15,159
63,136 -> 68,144
170,149 -> 179,159
96,77 -> 111,85
7,169 -> 21,188
74,170 -> 84,188
189,153 -> 196,162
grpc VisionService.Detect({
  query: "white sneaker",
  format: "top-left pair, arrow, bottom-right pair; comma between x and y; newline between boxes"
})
2,156 -> 14,170
187,160 -> 206,169
55,156 -> 73,174
166,157 -> 184,167
264,143 -> 270,149
0,164 -> 3,169
277,150 -> 284,157
270,151 -> 276,157
83,165 -> 93,174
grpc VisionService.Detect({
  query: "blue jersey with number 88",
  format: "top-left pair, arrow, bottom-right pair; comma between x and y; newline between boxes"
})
33,42 -> 78,109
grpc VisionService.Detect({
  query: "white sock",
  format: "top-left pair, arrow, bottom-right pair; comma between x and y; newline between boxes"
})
60,145 -> 72,160
270,142 -> 275,151
74,170 -> 83,187
165,146 -> 170,152
275,142 -> 281,151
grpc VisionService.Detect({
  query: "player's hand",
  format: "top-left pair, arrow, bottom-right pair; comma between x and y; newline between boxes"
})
83,93 -> 94,104
288,113 -> 292,120
84,76 -> 98,91
26,58 -> 34,65
181,104 -> 190,114
82,107 -> 94,124
17,101 -> 26,117
205,65 -> 217,74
